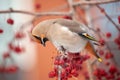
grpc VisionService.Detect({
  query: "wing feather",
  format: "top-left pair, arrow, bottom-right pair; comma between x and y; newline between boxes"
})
53,18 -> 86,33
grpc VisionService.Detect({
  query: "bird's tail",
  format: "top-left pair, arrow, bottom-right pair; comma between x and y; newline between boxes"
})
84,41 -> 102,62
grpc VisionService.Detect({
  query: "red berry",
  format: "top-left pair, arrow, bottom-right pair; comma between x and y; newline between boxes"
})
73,73 -> 79,77
118,46 -> 120,50
105,52 -> 113,59
83,55 -> 90,61
15,32 -> 25,39
114,37 -> 120,45
59,60 -> 64,65
93,69 -> 100,77
54,60 -> 59,65
3,52 -> 10,59
5,66 -> 17,73
8,43 -> 14,50
61,77 -> 68,80
0,67 -> 4,72
84,72 -> 90,79
109,65 -> 117,74
106,74 -> 115,79
0,29 -> 3,34
117,77 -> 120,80
35,3 -> 41,9
13,46 -> 24,53
99,69 -> 107,76
99,39 -> 105,46
106,32 -> 112,38
77,60 -> 83,64
61,69 -> 66,77
117,72 -> 120,76
7,18 -> 14,25
118,16 -> 120,24
65,67 -> 71,72
67,74 -> 72,78
100,8 -> 105,13
96,27 -> 100,32
99,50 -> 104,55
48,71 -> 56,78
63,16 -> 72,20
71,69 -> 77,75
105,62 -> 110,66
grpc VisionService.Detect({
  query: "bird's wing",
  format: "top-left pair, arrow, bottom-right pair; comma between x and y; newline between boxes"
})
53,18 -> 97,41
53,18 -> 86,33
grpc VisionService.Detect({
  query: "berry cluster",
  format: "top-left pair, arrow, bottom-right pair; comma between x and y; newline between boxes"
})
0,19 -> 26,73
48,53 -> 90,80
15,32 -> 25,39
8,43 -> 25,54
93,65 -> 120,80
0,66 -> 18,73
93,49 -> 120,80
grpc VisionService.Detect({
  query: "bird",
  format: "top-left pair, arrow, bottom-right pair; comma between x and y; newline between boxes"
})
31,18 -> 102,62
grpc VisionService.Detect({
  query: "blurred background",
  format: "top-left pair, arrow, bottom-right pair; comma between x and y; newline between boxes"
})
0,0 -> 120,80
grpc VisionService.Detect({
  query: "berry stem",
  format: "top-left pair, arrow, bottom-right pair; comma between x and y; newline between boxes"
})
58,65 -> 62,80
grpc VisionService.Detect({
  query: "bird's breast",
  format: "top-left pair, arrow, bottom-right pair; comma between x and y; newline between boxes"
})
63,34 -> 88,53
50,30 -> 87,53
47,25 -> 88,53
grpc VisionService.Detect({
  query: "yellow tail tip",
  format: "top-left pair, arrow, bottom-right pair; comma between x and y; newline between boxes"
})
98,58 -> 102,62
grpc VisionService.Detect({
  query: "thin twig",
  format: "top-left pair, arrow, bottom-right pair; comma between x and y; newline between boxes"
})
93,29 -> 118,65
85,5 -> 95,80
0,9 -> 71,16
67,0 -> 75,15
0,9 -> 36,16
91,15 -> 120,23
96,5 -> 120,32
73,0 -> 120,6
0,0 -> 119,16
58,65 -> 61,80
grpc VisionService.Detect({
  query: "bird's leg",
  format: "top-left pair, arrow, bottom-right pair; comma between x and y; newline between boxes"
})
61,46 -> 67,54
58,46 -> 67,57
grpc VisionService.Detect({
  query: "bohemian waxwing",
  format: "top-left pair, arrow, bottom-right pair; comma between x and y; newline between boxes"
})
31,18 -> 102,62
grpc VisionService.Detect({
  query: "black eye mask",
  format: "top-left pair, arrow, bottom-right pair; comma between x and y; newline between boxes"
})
33,35 -> 42,44
33,35 -> 49,44
43,37 -> 49,43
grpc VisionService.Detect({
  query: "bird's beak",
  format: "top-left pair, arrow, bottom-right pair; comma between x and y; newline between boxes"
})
31,34 -> 48,47
31,34 -> 46,46
40,34 -> 49,47
41,38 -> 46,46
40,34 -> 46,47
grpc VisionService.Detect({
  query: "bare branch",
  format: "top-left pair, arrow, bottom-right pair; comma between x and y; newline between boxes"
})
0,0 -> 119,16
36,12 -> 71,16
73,0 -> 120,6
0,9 -> 71,16
96,5 -> 120,32
0,9 -> 36,16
